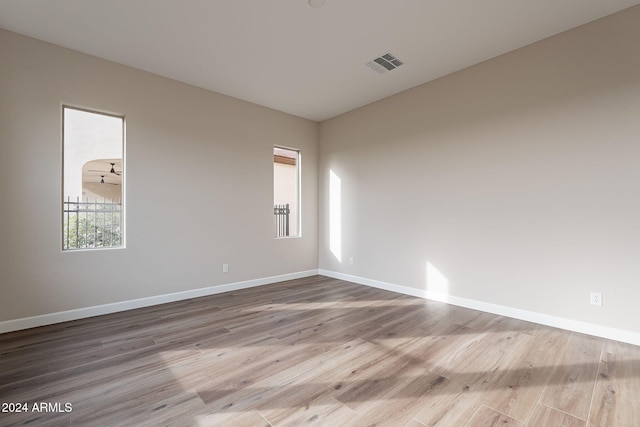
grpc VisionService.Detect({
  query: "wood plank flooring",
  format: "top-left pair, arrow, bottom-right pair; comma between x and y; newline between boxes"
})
1,275 -> 638,426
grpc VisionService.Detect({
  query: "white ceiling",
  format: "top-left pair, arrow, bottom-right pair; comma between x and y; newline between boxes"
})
1,0 -> 639,121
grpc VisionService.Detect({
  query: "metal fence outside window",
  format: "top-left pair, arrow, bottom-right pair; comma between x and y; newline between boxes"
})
63,197 -> 123,250
274,203 -> 290,237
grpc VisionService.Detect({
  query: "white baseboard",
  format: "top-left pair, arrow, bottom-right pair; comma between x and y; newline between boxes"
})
5,268 -> 639,347
319,269 -> 640,347
0,270 -> 319,334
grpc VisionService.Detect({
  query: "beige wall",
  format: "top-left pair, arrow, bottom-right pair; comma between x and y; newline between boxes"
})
0,29 -> 318,322
2,6 -> 640,338
319,6 -> 640,333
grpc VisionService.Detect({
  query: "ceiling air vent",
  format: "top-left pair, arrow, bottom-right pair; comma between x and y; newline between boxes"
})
365,53 -> 404,74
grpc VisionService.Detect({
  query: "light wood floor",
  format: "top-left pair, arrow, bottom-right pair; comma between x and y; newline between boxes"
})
1,275 -> 638,426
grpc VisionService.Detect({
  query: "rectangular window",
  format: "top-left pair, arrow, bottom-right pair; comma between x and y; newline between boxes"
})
62,106 -> 125,250
274,146 -> 300,237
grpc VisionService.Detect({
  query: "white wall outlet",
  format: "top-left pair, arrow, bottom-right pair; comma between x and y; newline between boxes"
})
590,292 -> 602,306
349,257 -> 354,266
222,263 -> 229,273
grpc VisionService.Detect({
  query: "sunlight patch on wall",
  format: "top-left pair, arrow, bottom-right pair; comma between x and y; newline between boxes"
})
426,261 -> 449,295
329,170 -> 342,262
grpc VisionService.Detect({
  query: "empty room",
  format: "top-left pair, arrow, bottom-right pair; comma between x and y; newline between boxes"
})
1,1 -> 640,426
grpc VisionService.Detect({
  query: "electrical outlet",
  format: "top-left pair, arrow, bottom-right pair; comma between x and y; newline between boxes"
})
349,257 -> 354,266
222,263 -> 229,273
590,292 -> 602,306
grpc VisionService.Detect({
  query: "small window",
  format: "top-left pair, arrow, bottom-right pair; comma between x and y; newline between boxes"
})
62,106 -> 125,250
274,147 -> 300,237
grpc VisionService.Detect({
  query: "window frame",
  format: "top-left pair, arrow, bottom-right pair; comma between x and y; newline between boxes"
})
61,105 -> 126,251
273,145 -> 301,238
